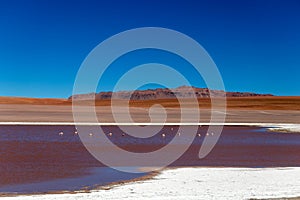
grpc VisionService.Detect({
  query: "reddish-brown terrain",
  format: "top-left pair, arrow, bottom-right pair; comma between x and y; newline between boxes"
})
0,95 -> 299,123
0,86 -> 299,123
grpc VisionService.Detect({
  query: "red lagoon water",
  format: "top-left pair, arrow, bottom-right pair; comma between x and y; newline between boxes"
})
0,125 -> 299,194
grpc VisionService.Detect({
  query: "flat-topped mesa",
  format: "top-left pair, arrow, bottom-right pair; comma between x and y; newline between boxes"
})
69,86 -> 273,101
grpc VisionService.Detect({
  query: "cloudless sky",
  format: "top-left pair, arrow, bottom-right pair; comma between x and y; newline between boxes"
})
0,0 -> 299,98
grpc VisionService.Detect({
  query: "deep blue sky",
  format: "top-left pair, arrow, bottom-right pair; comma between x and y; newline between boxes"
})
0,0 -> 299,98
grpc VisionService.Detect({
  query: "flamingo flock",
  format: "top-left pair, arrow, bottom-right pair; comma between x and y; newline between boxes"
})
58,128 -> 215,139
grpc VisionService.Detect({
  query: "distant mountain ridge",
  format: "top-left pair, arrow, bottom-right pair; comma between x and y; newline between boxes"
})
70,86 -> 273,101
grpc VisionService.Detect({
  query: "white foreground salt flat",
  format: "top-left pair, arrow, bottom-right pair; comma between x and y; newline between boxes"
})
2,167 -> 300,200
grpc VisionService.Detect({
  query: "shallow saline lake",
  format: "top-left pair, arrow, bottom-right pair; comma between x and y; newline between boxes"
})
0,125 -> 300,194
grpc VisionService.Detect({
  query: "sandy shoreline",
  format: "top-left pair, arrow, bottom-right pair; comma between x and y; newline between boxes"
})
0,105 -> 299,123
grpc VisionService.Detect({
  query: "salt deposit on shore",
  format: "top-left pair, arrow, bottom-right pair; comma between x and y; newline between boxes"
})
265,124 -> 300,133
2,167 -> 300,200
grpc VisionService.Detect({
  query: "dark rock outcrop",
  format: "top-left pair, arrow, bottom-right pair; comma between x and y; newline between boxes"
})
70,86 -> 273,101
